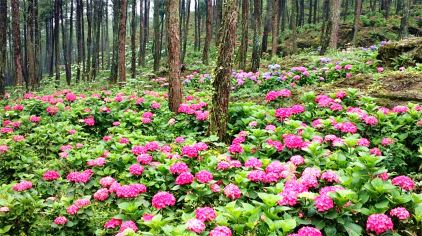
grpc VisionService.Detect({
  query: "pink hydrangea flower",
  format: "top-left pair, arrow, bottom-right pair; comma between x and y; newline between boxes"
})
175,172 -> 194,185
392,176 -> 415,191
54,216 -> 68,225
182,145 -> 199,158
314,195 -> 334,212
186,218 -> 206,233
66,205 -> 79,215
209,226 -> 232,236
224,184 -> 242,199
290,155 -> 305,166
297,226 -> 322,236
104,218 -> 122,229
119,220 -> 138,233
12,180 -> 33,192
366,214 -> 393,235
94,188 -> 109,201
129,164 -> 144,176
321,171 -> 340,183
195,207 -> 217,222
244,157 -> 262,169
152,191 -> 176,209
43,170 -> 61,181
99,176 -> 116,188
195,170 -> 213,184
170,162 -> 189,175
390,207 -> 410,220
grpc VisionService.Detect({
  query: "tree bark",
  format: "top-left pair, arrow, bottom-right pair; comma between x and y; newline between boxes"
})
131,0 -> 137,78
118,0 -> 128,82
262,0 -> 272,55
138,0 -> 144,66
271,0 -> 280,57
181,0 -> 191,64
86,0 -> 93,79
110,0 -> 120,83
352,0 -> 362,46
238,0 -> 248,70
60,1 -> 71,85
0,0 -> 6,98
11,0 -> 25,87
400,0 -> 411,38
54,0 -> 60,87
76,0 -> 83,82
209,0 -> 238,141
320,0 -> 331,54
251,0 -> 262,72
329,0 -> 341,49
27,0 -> 37,89
167,0 -> 183,112
153,0 -> 161,72
202,0 -> 212,65
290,0 -> 297,53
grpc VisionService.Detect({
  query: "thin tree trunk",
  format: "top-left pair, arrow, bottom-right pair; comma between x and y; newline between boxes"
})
0,0 -> 6,98
138,0 -> 144,66
209,0 -> 238,141
320,0 -> 330,54
271,0 -> 280,57
12,0 -> 25,87
202,0 -> 212,65
141,0 -> 149,67
27,0 -> 37,90
86,0 -> 92,79
329,0 -> 341,49
76,0 -> 82,82
290,0 -> 297,53
110,0 -> 120,83
54,0 -> 60,87
181,0 -> 191,64
238,0 -> 248,69
118,0 -> 128,82
131,0 -> 137,78
34,0 -> 40,86
167,0 -> 183,112
60,1 -> 71,85
215,0 -> 223,47
251,0 -> 262,72
262,0 -> 272,55
400,0 -> 410,38
352,0 -> 362,46
153,0 -> 161,72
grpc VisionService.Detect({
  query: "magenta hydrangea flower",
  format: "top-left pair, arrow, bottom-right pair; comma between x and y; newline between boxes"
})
115,183 -> 147,198
195,170 -> 213,184
195,207 -> 217,222
66,205 -> 79,215
244,157 -> 262,169
283,134 -> 304,149
104,218 -> 122,229
152,191 -> 176,209
366,214 -> 393,235
390,207 -> 410,220
12,180 -> 33,192
42,170 -> 61,181
93,188 -> 109,201
137,154 -> 153,165
392,176 -> 415,191
290,155 -> 305,166
247,170 -> 265,182
224,184 -> 242,200
119,220 -> 138,233
175,172 -> 194,185
321,171 -> 340,183
186,218 -> 206,233
181,145 -> 199,158
297,226 -> 322,236
129,164 -> 144,176
54,216 -> 68,225
99,176 -> 116,188
314,195 -> 334,212
170,162 -> 189,175
209,226 -> 232,236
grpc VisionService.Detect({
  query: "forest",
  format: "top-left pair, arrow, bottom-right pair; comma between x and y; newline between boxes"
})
0,0 -> 422,235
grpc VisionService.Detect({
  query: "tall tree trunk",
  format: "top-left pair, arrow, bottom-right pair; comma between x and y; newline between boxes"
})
131,0 -> 137,78
400,0 -> 411,38
313,0 -> 318,24
141,0 -> 149,67
167,0 -> 183,112
27,0 -> 37,89
86,0 -> 92,79
329,0 -> 341,49
12,0 -> 25,87
153,0 -> 161,72
0,0 -> 6,98
34,0 -> 40,86
194,0 -> 199,51
202,0 -> 212,65
118,0 -> 128,82
262,0 -> 272,55
352,0 -> 362,46
49,16 -> 54,78
209,0 -> 238,141
320,0 -> 330,54
299,0 -> 304,26
215,0 -> 223,46
54,0 -> 60,87
251,0 -> 262,72
181,0 -> 191,64
60,1 -> 71,85
290,0 -> 297,53
110,0 -> 120,83
76,0 -> 83,82
308,0 -> 313,24
138,0 -> 144,66
271,0 -> 279,57
238,0 -> 248,69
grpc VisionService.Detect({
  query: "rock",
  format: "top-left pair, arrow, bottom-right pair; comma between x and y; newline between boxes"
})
377,37 -> 422,67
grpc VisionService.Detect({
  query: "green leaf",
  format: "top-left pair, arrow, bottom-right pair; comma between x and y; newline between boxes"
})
258,193 -> 281,207
344,222 -> 363,236
277,218 -> 296,234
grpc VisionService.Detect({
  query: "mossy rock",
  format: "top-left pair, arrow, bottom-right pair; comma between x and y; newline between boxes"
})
377,37 -> 422,66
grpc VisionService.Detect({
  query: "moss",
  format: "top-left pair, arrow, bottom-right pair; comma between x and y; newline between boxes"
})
377,37 -> 422,66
